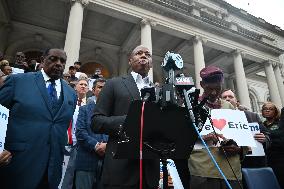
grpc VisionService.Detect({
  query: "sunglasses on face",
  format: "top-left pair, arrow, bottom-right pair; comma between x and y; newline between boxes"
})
48,56 -> 66,64
262,107 -> 275,111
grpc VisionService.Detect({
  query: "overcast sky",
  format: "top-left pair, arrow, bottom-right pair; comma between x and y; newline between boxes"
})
225,0 -> 284,29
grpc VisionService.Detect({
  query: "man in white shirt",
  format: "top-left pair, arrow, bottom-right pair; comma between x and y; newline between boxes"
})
93,45 -> 160,189
61,78 -> 89,189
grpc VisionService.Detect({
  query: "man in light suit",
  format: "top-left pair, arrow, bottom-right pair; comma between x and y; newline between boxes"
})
92,45 -> 160,189
0,48 -> 77,189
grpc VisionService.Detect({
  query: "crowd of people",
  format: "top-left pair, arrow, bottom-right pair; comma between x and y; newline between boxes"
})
0,46 -> 283,189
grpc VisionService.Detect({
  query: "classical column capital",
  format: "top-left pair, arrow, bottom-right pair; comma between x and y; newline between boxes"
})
263,60 -> 273,67
193,35 -> 207,44
232,49 -> 245,57
271,61 -> 279,68
71,0 -> 89,6
141,18 -> 157,27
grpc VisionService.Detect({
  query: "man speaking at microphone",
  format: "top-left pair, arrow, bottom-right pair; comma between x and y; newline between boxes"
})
92,45 -> 160,189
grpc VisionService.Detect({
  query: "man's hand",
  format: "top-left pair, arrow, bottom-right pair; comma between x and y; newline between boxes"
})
95,142 -> 107,157
202,133 -> 225,145
254,133 -> 266,143
22,62 -> 29,68
221,144 -> 241,156
0,150 -> 12,166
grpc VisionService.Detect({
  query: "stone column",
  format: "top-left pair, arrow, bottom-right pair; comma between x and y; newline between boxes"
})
193,36 -> 206,93
264,61 -> 282,107
118,50 -> 129,76
140,18 -> 156,82
227,77 -> 235,91
273,62 -> 284,105
64,0 -> 89,72
232,50 -> 251,110
0,24 -> 12,53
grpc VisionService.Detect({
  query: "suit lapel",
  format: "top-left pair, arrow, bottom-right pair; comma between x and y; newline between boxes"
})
34,72 -> 53,115
122,75 -> 140,100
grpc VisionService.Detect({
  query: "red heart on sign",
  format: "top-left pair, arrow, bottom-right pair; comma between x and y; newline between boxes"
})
212,119 -> 227,131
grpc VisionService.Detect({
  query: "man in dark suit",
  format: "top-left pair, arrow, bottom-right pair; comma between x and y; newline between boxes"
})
0,48 -> 77,189
75,78 -> 107,189
92,45 -> 160,189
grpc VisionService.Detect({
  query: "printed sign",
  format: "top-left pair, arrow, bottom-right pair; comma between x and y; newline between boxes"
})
246,122 -> 265,156
198,109 -> 256,147
0,104 -> 9,153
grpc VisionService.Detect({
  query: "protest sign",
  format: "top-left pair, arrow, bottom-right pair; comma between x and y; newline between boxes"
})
246,122 -> 265,156
198,109 -> 256,147
0,104 -> 9,152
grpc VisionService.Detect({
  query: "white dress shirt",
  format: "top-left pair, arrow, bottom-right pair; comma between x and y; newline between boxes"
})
72,97 -> 87,145
131,71 -> 151,95
41,69 -> 61,99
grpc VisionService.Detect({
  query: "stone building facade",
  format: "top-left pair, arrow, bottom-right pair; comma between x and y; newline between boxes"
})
0,0 -> 283,112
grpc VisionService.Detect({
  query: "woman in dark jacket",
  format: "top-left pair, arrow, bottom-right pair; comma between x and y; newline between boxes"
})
262,102 -> 284,188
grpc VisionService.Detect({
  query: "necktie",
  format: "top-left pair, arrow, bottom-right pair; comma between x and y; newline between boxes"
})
47,79 -> 57,105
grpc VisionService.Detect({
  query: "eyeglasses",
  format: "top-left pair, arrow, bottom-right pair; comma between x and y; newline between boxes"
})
48,56 -> 66,64
262,107 -> 275,111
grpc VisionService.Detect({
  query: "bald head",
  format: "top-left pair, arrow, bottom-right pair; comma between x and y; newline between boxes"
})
128,45 -> 152,78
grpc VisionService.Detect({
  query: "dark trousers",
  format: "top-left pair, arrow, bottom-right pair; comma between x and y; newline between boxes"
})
37,169 -> 49,189
190,176 -> 242,189
268,155 -> 284,189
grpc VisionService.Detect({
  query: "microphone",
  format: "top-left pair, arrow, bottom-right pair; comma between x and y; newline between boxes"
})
141,87 -> 156,102
174,74 -> 195,91
162,51 -> 183,72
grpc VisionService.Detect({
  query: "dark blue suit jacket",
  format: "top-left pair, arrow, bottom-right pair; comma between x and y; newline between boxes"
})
0,72 -> 77,189
75,101 -> 108,172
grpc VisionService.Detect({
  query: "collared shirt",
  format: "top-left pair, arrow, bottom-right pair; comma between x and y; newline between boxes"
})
41,69 -> 61,99
131,71 -> 151,95
72,97 -> 87,145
